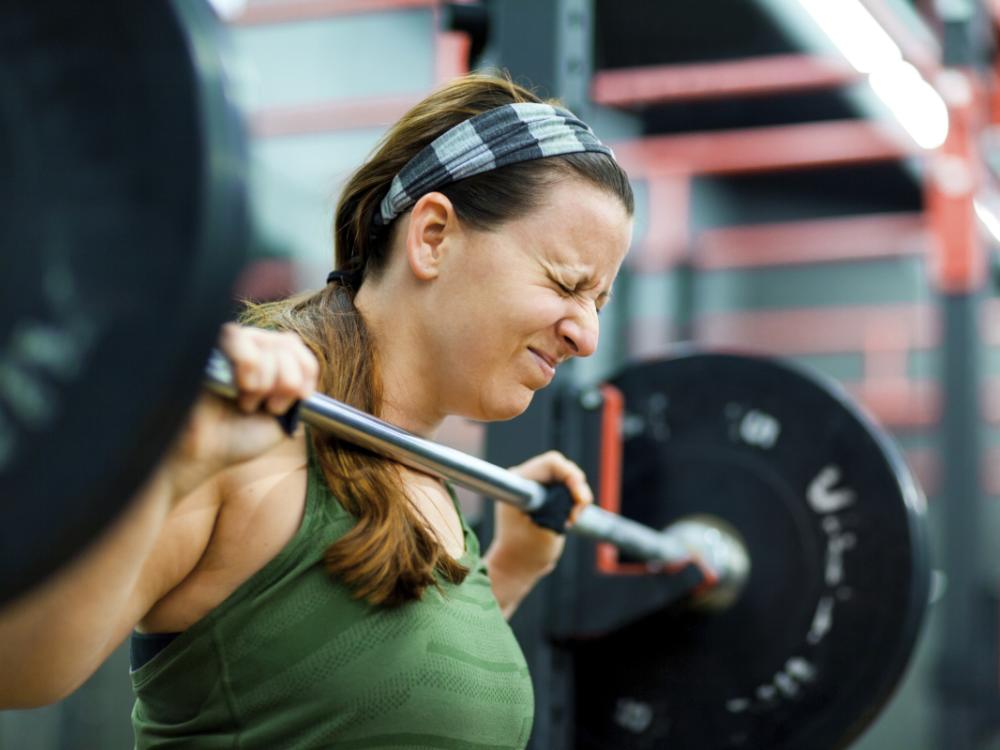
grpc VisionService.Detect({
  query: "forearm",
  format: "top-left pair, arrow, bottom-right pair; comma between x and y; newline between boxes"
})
0,327 -> 312,708
483,542 -> 552,620
0,467 -> 175,707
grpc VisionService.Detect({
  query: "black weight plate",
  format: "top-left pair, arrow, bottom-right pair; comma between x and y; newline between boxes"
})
0,1 -> 248,605
573,352 -> 930,749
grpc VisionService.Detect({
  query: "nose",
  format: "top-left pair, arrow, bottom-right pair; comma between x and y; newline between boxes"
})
557,307 -> 599,358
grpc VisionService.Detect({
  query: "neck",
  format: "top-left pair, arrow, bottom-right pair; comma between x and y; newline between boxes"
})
355,281 -> 444,438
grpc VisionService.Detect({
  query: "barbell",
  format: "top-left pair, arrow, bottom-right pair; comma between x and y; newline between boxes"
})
204,350 -> 752,600
0,2 -> 929,749
207,347 -> 930,750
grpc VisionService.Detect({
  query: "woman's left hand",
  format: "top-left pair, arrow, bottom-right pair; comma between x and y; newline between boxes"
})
490,451 -> 594,582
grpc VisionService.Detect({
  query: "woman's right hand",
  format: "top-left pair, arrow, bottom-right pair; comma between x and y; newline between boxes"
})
165,323 -> 320,499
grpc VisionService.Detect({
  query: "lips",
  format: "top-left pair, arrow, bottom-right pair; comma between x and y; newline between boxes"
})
528,348 -> 557,381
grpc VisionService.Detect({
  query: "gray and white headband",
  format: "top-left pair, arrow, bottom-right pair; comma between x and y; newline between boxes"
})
374,102 -> 614,226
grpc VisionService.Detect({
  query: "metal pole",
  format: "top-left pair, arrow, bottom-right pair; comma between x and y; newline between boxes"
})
204,351 -> 749,590
926,53 -> 993,746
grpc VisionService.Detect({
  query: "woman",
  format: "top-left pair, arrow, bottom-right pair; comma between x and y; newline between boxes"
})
0,73 -> 633,747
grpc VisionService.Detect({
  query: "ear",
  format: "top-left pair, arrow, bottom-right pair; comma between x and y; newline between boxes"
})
403,191 -> 459,281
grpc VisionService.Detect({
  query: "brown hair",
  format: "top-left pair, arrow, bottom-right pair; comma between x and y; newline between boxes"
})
241,72 -> 633,606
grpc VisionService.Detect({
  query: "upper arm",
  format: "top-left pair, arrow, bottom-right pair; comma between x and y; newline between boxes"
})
50,476 -> 226,702
0,472 -> 224,708
133,437 -> 308,634
128,474 -> 226,634
77,474 -> 226,692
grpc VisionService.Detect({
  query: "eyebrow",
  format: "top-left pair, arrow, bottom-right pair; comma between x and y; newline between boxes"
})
548,262 -> 614,304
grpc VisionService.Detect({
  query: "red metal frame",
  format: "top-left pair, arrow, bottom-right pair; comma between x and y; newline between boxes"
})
592,54 -> 861,107
611,120 -> 919,178
694,304 -> 938,355
898,444 -> 1000,498
693,213 -> 928,270
436,29 -> 472,83
629,176 -> 691,272
594,384 -> 636,574
593,384 -> 715,585
843,380 -> 939,430
926,72 -> 986,293
250,93 -> 424,137
624,320 -> 939,428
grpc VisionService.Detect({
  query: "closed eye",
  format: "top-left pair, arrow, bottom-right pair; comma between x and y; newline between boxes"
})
552,275 -> 610,314
548,275 -> 575,295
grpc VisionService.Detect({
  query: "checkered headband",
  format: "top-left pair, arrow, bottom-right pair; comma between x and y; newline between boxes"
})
374,102 -> 614,226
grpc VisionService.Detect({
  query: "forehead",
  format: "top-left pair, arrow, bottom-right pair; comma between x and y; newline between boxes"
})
508,178 -> 633,270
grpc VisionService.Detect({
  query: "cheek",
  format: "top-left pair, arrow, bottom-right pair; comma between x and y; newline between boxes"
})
440,284 -> 564,374
438,305 -> 508,370
504,290 -> 566,332
469,293 -> 551,338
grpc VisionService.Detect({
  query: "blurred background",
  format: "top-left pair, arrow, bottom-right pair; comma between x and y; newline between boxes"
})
5,0 -> 1000,746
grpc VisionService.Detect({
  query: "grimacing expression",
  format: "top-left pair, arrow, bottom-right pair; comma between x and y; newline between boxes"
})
431,178 -> 633,422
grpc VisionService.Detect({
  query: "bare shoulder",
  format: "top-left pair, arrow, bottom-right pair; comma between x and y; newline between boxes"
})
137,432 -> 309,632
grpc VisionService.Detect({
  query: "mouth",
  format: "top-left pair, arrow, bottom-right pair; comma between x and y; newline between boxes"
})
528,348 -> 556,381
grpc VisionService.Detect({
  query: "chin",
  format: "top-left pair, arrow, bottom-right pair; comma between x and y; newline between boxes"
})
476,388 -> 536,422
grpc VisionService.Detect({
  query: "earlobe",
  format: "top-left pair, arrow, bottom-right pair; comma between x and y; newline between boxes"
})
405,192 -> 455,281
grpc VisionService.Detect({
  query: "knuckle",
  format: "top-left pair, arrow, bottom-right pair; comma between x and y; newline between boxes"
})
280,365 -> 302,391
235,362 -> 261,388
273,368 -> 295,391
255,328 -> 279,346
248,325 -> 271,341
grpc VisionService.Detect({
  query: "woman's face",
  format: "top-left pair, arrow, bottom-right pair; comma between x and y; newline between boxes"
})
427,177 -> 632,422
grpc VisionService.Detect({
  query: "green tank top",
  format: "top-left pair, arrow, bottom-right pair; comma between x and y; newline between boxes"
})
130,437 -> 535,749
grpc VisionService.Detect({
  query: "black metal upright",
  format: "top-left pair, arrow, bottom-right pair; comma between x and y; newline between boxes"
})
482,0 -> 593,111
480,4 -> 621,746
480,382 -> 566,750
932,4 -> 997,746
934,291 -> 997,749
